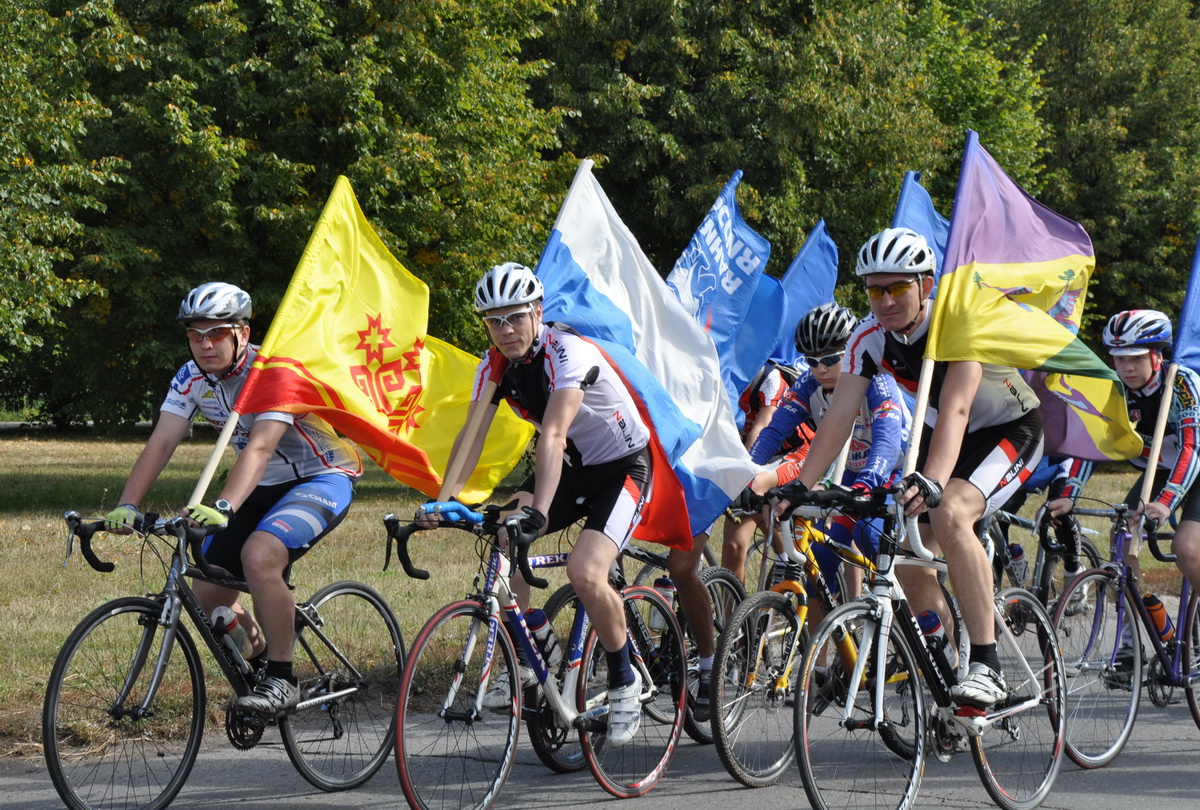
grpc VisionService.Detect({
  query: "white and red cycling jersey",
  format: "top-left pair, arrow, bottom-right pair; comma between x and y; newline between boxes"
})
1126,363 -> 1200,511
160,345 -> 362,486
471,323 -> 651,467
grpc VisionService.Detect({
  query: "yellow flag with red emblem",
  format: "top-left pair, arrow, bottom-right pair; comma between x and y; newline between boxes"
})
233,176 -> 533,501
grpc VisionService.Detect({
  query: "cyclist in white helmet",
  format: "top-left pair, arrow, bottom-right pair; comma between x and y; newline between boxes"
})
778,227 -> 1045,710
421,261 -> 717,743
104,282 -> 362,715
1100,309 -> 1200,670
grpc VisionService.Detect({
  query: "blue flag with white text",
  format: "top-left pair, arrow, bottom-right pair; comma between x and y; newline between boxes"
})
774,220 -> 838,365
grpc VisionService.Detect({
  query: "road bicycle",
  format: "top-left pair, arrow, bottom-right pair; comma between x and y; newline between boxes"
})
710,491 -> 878,788
1050,502 -> 1200,768
985,508 -> 1102,607
44,512 -> 405,810
387,501 -> 687,808
793,486 -> 1066,810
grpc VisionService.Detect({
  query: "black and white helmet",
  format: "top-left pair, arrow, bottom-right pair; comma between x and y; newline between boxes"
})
1102,309 -> 1173,356
473,262 -> 544,312
855,227 -> 936,277
795,302 -> 858,356
177,282 -> 252,324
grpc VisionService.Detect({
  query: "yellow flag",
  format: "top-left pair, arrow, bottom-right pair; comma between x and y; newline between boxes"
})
233,176 -> 533,501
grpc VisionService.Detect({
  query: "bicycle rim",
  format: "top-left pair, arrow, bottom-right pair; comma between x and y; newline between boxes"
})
281,581 -> 404,790
1182,591 -> 1200,731
797,601 -> 924,810
712,589 -> 803,787
43,596 -> 205,810
1050,570 -> 1139,768
579,585 -> 685,799
396,600 -> 520,810
684,566 -> 746,744
971,588 -> 1066,810
528,583 -> 586,773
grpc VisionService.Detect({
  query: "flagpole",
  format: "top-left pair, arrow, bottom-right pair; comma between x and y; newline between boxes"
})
902,357 -> 937,561
437,380 -> 499,501
831,437 -> 851,484
1138,362 -> 1178,509
187,415 -> 240,505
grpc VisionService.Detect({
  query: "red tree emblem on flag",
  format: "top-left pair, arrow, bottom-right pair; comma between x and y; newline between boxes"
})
350,313 -> 425,434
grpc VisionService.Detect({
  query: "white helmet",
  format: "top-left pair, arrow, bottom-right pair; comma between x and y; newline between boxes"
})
1102,309 -> 1173,356
856,227 -> 936,277
473,262 -> 544,312
177,282 -> 252,324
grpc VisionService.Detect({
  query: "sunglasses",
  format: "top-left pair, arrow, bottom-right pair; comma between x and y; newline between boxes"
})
185,324 -> 240,343
481,305 -> 535,331
864,278 -> 919,300
805,353 -> 844,368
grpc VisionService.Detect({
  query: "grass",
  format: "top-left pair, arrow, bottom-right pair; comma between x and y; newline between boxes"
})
0,429 -> 1180,755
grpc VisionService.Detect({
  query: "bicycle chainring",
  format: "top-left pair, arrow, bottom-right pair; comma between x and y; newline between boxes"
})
225,705 -> 267,750
1146,656 -> 1175,708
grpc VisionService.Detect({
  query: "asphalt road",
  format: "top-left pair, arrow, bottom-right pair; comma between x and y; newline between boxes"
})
6,688 -> 1199,810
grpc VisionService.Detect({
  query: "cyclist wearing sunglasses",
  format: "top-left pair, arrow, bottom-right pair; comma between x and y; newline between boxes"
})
778,227 -> 1044,710
103,281 -> 362,716
424,261 -> 719,742
743,302 -> 911,599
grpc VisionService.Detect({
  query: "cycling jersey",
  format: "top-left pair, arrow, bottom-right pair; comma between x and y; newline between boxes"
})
1125,363 -> 1200,511
740,364 -> 810,453
474,323 -> 651,467
749,369 -> 911,490
844,313 -> 1040,431
160,345 -> 362,486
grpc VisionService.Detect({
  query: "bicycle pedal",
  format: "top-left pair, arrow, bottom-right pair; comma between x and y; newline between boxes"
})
954,705 -> 987,719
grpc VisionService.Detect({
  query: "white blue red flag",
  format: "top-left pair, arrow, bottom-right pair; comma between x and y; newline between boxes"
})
667,170 -> 773,408
536,161 -> 759,539
773,220 -> 838,365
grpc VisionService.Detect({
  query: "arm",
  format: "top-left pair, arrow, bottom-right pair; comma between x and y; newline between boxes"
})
921,361 -> 981,484
743,403 -> 778,449
852,375 -> 907,490
210,417 -> 291,511
529,387 -> 585,524
748,388 -> 810,464
116,412 -> 194,507
797,373 -> 870,490
1149,371 -> 1200,519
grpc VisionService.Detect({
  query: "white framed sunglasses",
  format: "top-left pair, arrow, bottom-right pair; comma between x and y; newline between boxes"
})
480,304 -> 535,331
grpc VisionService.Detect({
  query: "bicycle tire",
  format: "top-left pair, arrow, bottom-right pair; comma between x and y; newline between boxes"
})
1037,536 -> 1102,611
578,584 -> 686,799
43,596 -> 206,810
796,601 -> 925,810
527,583 -> 587,773
1180,591 -> 1200,732
712,589 -> 806,787
281,580 -> 405,791
684,566 -> 746,744
971,588 -> 1066,810
1050,569 -> 1140,768
396,600 -> 521,810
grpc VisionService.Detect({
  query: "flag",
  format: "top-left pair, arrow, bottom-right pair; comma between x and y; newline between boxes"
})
772,220 -> 839,366
892,170 -> 950,293
233,176 -> 534,502
667,170 -> 773,408
928,131 -> 1139,461
537,161 -> 759,541
1174,234 -> 1200,374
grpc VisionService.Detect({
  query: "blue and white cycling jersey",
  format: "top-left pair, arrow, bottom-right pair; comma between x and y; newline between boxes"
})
749,368 -> 912,489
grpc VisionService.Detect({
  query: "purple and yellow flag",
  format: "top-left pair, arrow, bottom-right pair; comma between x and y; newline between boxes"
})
234,176 -> 534,501
928,131 -> 1139,461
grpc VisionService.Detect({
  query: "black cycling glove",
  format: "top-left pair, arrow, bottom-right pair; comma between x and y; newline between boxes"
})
517,506 -> 547,538
901,472 -> 943,509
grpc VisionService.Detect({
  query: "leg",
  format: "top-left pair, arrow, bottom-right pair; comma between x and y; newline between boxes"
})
722,513 -> 760,582
1172,520 -> 1200,593
566,528 -> 626,652
241,530 -> 295,662
670,533 -> 715,660
928,480 -> 993,645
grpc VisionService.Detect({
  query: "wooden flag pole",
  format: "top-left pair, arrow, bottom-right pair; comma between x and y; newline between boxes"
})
437,380 -> 499,501
187,414 -> 240,506
1139,362 -> 1178,509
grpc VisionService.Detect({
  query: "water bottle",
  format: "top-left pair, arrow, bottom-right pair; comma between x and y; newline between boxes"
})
1008,543 -> 1029,588
1143,593 -> 1175,642
917,610 -> 957,686
525,608 -> 562,669
211,605 -> 253,666
650,576 -> 676,630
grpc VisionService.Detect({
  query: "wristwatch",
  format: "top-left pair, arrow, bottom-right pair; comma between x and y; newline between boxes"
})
214,499 -> 236,520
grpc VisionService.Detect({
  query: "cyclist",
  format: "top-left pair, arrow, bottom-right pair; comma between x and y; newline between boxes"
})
1101,309 -> 1200,665
721,358 -> 812,582
746,302 -> 911,602
420,261 -> 713,745
777,227 -> 1044,709
103,282 -> 362,714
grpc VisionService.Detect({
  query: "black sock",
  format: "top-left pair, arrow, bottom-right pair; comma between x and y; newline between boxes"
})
605,642 -> 635,689
264,659 -> 296,685
969,643 -> 1001,673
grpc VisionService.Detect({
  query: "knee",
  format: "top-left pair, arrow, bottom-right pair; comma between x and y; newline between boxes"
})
240,536 -> 288,584
566,558 -> 607,597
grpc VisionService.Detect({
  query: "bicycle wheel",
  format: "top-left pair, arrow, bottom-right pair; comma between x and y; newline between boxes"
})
281,581 -> 405,790
971,588 -> 1066,810
1050,570 -> 1139,768
578,585 -> 686,798
43,596 -> 205,810
796,601 -> 924,810
1037,536 -> 1102,610
527,583 -> 586,773
712,589 -> 805,787
396,600 -> 521,810
630,542 -> 718,586
1180,591 -> 1200,731
684,565 -> 746,744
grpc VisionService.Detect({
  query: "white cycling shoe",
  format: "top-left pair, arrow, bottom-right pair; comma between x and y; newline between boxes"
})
606,670 -> 643,748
